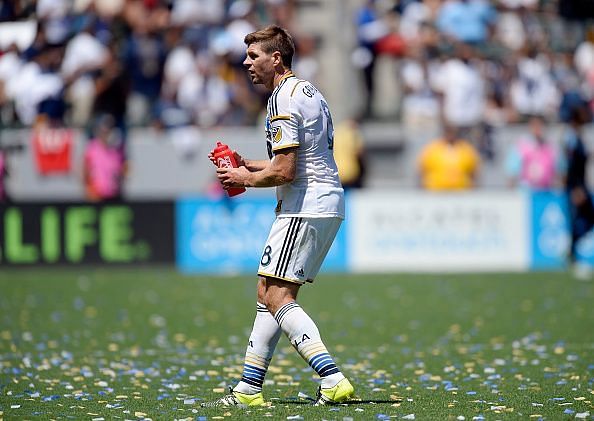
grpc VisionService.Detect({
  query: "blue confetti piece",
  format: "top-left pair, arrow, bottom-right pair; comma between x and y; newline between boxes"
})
564,409 -> 575,415
466,391 -> 477,395
556,380 -> 567,385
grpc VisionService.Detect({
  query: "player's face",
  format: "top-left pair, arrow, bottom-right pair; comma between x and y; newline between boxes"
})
243,43 -> 276,90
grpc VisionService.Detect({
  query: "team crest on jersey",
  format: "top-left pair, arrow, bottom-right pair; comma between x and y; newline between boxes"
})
271,126 -> 282,143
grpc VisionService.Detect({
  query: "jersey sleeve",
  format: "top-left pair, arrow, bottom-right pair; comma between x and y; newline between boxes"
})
269,87 -> 301,153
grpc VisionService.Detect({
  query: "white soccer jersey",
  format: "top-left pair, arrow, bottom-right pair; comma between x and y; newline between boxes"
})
265,72 -> 345,219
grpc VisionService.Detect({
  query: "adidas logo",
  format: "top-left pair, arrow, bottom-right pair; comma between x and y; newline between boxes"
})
295,268 -> 305,277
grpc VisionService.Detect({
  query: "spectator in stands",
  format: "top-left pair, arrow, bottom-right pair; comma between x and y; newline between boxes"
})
61,18 -> 109,126
92,46 -> 130,156
510,45 -> 560,119
12,41 -> 65,126
432,43 -> 486,136
333,117 -> 367,189
83,114 -> 125,202
418,124 -> 481,190
504,116 -> 562,190
0,147 -> 7,202
400,45 -> 440,128
353,0 -> 388,118
122,15 -> 167,125
436,0 -> 496,45
177,52 -> 230,127
563,103 -> 594,264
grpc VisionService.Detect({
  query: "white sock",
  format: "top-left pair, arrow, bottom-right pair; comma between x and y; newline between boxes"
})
234,303 -> 282,395
274,301 -> 345,389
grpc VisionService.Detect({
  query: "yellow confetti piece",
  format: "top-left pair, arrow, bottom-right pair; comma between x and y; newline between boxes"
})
575,397 -> 586,401
223,412 -> 231,416
529,415 -> 542,418
134,412 -> 147,417
212,417 -> 224,420
116,395 -> 128,399
213,388 -> 225,393
107,343 -> 119,352
207,370 -> 219,376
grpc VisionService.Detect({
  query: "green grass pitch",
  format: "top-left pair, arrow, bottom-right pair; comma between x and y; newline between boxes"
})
0,268 -> 593,420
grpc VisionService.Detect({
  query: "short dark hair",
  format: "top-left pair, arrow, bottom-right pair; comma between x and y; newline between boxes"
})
244,25 -> 295,67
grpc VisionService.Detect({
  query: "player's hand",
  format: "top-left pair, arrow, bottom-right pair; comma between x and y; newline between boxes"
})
207,150 -> 218,167
216,166 -> 250,188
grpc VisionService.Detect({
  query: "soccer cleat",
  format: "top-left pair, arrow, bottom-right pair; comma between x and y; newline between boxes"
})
313,378 -> 355,405
200,386 -> 265,407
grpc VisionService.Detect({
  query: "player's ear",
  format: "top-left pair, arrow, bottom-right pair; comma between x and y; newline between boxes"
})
272,51 -> 282,67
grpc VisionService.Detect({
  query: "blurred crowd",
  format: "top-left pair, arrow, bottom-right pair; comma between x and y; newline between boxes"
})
0,0 -> 309,133
357,0 -> 594,127
0,0 -> 593,201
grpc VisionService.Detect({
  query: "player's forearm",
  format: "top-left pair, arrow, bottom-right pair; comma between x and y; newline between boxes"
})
244,159 -> 269,172
245,165 -> 294,188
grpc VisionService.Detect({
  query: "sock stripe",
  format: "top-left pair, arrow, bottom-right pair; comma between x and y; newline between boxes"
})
245,354 -> 269,368
301,342 -> 328,358
280,217 -> 302,277
243,367 -> 266,380
319,366 -> 340,377
310,353 -> 333,369
240,376 -> 263,387
240,363 -> 268,387
307,352 -> 339,378
274,301 -> 300,326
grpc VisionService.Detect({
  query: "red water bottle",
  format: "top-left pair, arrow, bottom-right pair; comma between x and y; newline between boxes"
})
212,141 -> 246,197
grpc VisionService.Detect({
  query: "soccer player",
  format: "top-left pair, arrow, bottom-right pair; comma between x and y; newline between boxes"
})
201,25 -> 354,407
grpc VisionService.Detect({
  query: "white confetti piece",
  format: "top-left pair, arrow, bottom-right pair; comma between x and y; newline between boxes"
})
10,405 -> 20,409
183,399 -> 195,405
575,412 -> 590,419
297,391 -> 311,399
402,414 -> 415,420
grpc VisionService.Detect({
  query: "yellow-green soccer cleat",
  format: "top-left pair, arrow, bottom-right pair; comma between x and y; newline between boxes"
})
200,387 -> 265,407
314,378 -> 355,405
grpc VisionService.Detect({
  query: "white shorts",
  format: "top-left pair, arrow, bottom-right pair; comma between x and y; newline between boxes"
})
257,216 -> 342,285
